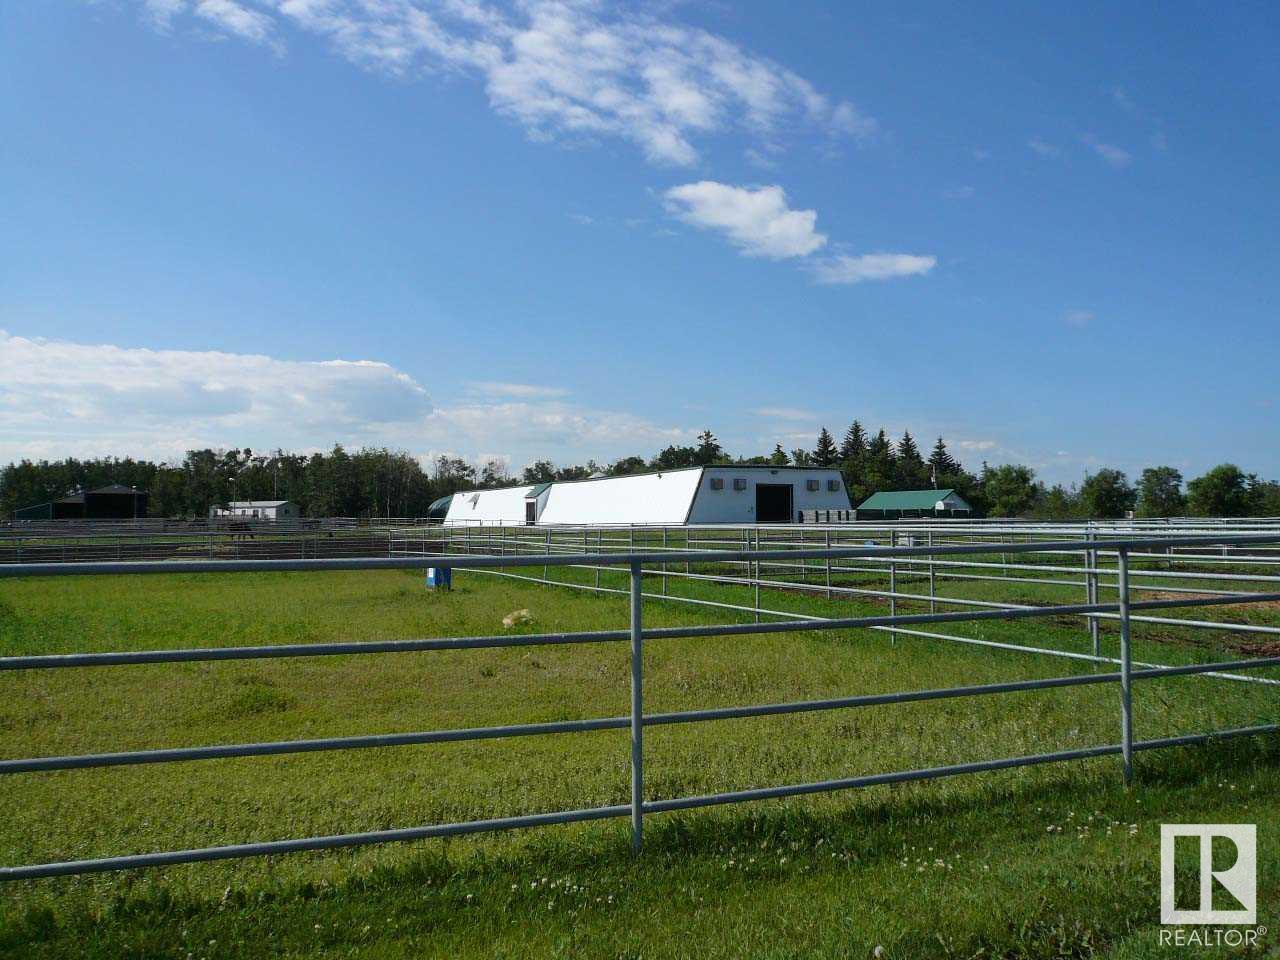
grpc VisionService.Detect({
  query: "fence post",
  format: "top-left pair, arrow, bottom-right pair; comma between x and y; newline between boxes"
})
888,530 -> 897,644
928,529 -> 936,614
1086,530 -> 1100,668
753,527 -> 761,623
629,560 -> 644,854
662,527 -> 668,596
1118,546 -> 1133,786
825,529 -> 832,601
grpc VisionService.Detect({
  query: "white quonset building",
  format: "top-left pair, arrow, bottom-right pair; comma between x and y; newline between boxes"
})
441,466 -> 849,526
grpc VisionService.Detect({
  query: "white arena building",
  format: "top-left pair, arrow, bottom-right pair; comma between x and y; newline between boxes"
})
440,466 -> 850,526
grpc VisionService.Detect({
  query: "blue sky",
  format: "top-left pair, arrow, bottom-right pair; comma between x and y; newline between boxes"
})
2,1 -> 1277,484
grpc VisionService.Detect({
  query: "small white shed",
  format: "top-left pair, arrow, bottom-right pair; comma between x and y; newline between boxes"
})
210,500 -> 301,521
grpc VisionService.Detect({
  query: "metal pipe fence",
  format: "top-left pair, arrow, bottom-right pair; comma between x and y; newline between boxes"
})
1,532 -> 1278,881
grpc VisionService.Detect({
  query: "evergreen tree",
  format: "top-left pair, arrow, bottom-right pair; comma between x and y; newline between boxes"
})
860,430 -> 897,498
927,437 -> 960,484
812,428 -> 838,467
791,449 -> 813,466
769,444 -> 789,466
839,421 -> 867,462
694,429 -> 724,465
895,431 -> 927,488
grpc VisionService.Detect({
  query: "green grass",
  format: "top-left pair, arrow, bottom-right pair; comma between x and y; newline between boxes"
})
1,563 -> 1278,959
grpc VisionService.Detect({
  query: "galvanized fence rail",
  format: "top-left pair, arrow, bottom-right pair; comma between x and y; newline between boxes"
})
1,533 -> 1278,881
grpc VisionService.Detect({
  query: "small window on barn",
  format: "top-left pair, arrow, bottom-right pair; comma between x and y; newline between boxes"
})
806,479 -> 820,491
828,479 -> 840,492
710,477 -> 724,490
733,478 -> 747,491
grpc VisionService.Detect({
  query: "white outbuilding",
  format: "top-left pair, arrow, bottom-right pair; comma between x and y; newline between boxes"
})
441,466 -> 849,526
210,500 -> 301,521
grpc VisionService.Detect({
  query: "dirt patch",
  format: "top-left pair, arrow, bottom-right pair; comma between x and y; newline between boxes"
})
1141,589 -> 1280,612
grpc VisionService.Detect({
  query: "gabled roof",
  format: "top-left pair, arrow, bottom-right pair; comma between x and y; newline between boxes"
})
524,482 -> 553,499
226,500 -> 292,508
87,484 -> 145,495
857,489 -> 969,511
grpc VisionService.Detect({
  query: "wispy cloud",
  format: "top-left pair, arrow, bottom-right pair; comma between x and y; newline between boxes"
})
163,0 -> 284,52
468,381 -> 570,399
751,406 -> 817,421
1064,309 -> 1095,328
122,0 -> 875,168
744,145 -> 781,170
567,213 -> 595,226
941,185 -> 975,200
1081,133 -> 1132,168
1027,137 -> 1061,158
809,253 -> 936,285
663,181 -> 826,259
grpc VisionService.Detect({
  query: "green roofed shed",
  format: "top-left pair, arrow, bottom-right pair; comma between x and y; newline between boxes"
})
855,488 -> 972,519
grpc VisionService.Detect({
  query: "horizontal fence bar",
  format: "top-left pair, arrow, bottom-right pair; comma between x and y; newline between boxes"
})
0,804 -> 631,881
8,655 -> 1277,775
4,527 -> 1279,882
643,723 -> 1280,814
7,722 -> 1276,881
3,531 -> 1280,578
12,582 -> 1277,672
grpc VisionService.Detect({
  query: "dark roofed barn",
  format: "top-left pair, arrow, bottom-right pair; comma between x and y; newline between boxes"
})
13,485 -> 148,521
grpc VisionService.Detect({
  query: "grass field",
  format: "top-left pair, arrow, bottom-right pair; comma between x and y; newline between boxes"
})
1,559 -> 1278,959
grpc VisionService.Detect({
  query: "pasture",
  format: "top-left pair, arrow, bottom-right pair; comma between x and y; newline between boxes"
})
1,560 -> 1278,959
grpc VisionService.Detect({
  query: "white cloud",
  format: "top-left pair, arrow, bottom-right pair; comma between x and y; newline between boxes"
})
1064,309 -> 1094,328
751,406 -> 817,421
193,0 -> 279,49
122,0 -> 875,168
1027,137 -> 1060,157
744,146 -> 780,170
662,181 -> 826,259
142,0 -> 185,28
467,381 -> 569,399
809,253 -> 936,285
0,330 -> 682,466
941,185 -> 975,200
1081,134 -> 1132,168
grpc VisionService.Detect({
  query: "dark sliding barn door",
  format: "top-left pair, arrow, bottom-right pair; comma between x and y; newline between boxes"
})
755,484 -> 793,523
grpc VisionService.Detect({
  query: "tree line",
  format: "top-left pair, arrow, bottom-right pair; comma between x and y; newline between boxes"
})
2,424 -> 1278,520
